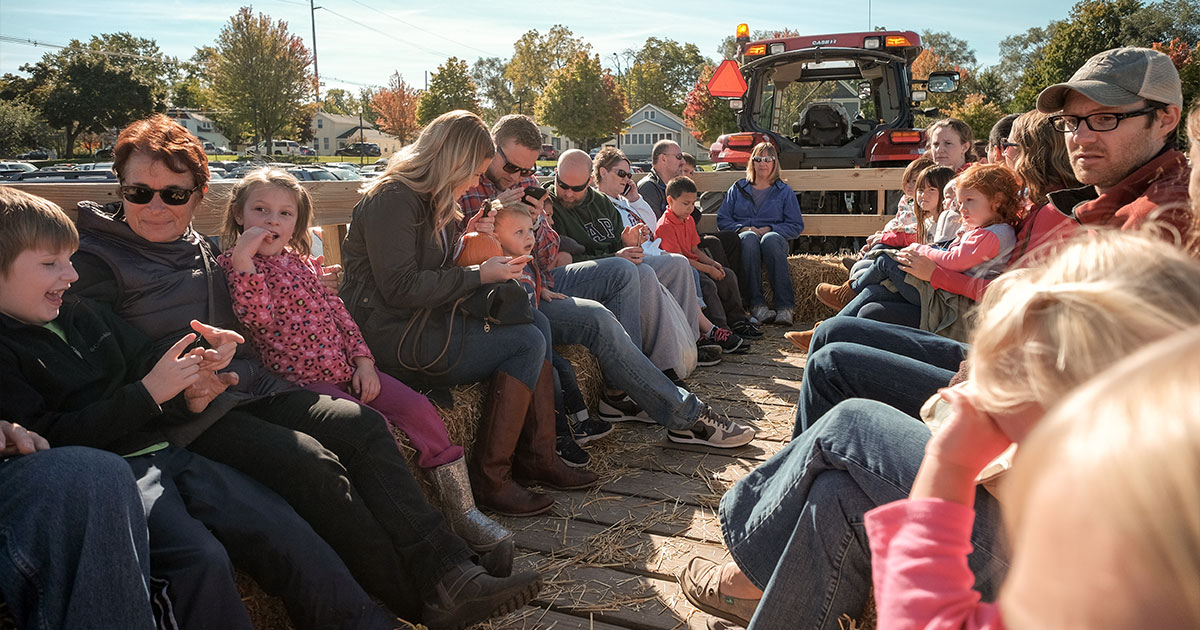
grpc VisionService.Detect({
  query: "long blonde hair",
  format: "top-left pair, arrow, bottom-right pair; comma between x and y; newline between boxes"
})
745,142 -> 780,185
220,167 -> 314,257
968,230 -> 1200,420
1003,325 -> 1200,627
361,110 -> 495,235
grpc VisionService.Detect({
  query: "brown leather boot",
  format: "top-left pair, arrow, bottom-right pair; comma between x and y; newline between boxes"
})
815,281 -> 856,310
784,320 -> 822,352
470,372 -> 554,517
514,361 -> 599,490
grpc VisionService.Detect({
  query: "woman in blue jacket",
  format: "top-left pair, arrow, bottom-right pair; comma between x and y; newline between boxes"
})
717,143 -> 804,326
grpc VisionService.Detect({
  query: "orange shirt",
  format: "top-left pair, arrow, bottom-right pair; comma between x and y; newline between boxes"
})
656,211 -> 701,261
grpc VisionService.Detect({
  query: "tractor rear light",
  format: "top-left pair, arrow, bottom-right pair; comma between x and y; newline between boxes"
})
885,35 -> 913,47
726,133 -> 758,147
745,44 -> 767,57
889,131 -> 923,144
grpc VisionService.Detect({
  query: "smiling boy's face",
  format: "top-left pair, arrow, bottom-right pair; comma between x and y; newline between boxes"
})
493,210 -> 535,257
0,246 -> 78,324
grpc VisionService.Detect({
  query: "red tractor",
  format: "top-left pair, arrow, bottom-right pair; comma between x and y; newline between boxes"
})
707,26 -> 959,223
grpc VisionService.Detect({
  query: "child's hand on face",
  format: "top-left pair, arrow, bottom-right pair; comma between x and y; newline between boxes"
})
927,382 -> 1013,477
539,287 -> 568,302
351,356 -> 380,404
230,226 -> 276,271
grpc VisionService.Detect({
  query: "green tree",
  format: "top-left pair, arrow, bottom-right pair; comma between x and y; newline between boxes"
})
506,26 -> 591,114
0,98 -> 55,156
535,52 -> 628,150
171,47 -> 217,109
944,94 -> 1007,142
416,57 -> 480,125
211,7 -> 313,151
993,25 -> 1059,108
682,64 -> 738,144
321,88 -> 355,115
358,87 -> 379,125
473,56 -> 518,124
621,38 -> 708,114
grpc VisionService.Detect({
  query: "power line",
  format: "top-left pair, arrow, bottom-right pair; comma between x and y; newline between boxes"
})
0,34 -> 179,65
343,0 -> 495,57
316,6 -> 452,58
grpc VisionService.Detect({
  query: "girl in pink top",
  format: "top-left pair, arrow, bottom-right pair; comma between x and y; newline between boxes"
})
217,168 -> 510,552
864,233 -> 1200,630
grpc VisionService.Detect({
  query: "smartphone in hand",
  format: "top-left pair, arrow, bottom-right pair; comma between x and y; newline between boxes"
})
523,186 -> 548,207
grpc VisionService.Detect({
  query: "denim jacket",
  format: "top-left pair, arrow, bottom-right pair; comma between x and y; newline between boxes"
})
716,178 -> 805,239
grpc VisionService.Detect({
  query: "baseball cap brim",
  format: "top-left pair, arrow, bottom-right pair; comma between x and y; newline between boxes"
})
1036,79 -> 1144,113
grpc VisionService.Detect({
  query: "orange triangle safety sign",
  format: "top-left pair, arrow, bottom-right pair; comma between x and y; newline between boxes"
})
707,60 -> 748,98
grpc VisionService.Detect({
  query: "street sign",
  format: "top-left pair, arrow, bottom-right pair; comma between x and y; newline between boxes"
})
707,59 -> 748,98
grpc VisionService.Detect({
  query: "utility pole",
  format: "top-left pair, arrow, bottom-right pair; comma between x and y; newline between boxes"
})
310,0 -> 321,103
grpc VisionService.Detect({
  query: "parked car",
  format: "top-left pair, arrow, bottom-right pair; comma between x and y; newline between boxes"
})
0,162 -> 38,173
299,146 -> 316,156
203,141 -> 233,155
77,162 -> 114,172
16,150 -> 50,160
538,144 -> 559,161
335,142 -> 381,157
95,147 -> 114,159
286,166 -> 340,181
324,167 -> 362,181
247,140 -> 301,156
7,170 -> 116,182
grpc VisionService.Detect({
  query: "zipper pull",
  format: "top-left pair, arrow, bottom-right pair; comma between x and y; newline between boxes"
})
483,321 -> 491,333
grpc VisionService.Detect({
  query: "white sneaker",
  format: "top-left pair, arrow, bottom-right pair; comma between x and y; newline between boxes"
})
773,308 -> 793,326
597,394 -> 655,423
667,407 -> 756,448
750,305 -> 776,324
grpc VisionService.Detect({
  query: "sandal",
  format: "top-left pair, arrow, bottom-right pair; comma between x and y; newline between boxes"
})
678,557 -> 759,627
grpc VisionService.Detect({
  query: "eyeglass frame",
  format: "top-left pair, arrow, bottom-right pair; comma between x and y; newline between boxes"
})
496,145 -> 536,177
752,156 -> 777,163
556,176 -> 591,192
1048,105 -> 1162,134
119,184 -> 202,206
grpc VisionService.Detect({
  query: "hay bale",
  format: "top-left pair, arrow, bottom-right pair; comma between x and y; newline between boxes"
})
760,254 -> 849,322
238,570 -> 295,630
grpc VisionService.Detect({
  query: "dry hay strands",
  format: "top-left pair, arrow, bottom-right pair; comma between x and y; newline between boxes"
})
760,254 -> 848,322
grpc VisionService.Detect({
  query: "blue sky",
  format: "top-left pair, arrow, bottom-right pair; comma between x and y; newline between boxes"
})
0,1 -> 1078,94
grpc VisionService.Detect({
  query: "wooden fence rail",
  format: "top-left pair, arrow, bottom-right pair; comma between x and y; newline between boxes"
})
4,167 -> 903,264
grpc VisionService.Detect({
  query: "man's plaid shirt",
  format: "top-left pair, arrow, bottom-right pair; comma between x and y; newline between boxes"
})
457,174 -> 560,288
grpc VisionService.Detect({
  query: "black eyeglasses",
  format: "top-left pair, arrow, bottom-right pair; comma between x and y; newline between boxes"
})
119,184 -> 201,206
1049,105 -> 1161,133
613,169 -> 631,179
999,140 -> 1019,149
752,156 -> 776,163
497,146 -> 535,177
556,176 -> 590,192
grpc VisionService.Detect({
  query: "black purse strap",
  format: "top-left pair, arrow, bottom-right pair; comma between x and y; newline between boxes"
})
395,295 -> 470,376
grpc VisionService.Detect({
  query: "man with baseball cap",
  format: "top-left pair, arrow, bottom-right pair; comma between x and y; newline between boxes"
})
1037,46 -> 1192,240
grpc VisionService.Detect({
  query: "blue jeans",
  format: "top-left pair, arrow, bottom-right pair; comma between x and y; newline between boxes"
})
550,257 -> 642,348
721,399 -> 1010,630
129,447 -> 395,630
848,253 -> 920,306
738,231 -> 794,309
540,296 -> 702,430
794,317 -> 967,435
0,447 -> 155,630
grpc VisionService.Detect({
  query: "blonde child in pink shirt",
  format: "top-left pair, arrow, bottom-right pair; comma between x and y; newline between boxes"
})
865,233 -> 1200,630
217,168 -> 509,553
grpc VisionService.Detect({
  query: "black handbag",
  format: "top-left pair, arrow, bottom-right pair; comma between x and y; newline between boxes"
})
396,280 -> 533,375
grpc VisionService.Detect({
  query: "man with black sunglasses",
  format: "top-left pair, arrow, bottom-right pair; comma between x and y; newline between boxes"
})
1036,47 -> 1191,238
637,139 -> 685,219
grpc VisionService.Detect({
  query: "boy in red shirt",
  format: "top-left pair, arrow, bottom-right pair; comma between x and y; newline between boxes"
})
656,177 -> 753,346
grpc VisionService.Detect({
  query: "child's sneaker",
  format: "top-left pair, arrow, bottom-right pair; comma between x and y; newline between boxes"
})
696,345 -> 722,367
706,326 -> 748,354
730,319 -> 763,338
597,393 -> 655,423
667,407 -> 756,448
556,434 -> 590,468
571,415 -> 614,445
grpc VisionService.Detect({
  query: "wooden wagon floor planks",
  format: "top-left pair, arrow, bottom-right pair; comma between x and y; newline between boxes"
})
483,325 -> 807,630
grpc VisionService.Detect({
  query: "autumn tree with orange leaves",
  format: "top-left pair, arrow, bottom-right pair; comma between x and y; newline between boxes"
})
372,72 -> 421,143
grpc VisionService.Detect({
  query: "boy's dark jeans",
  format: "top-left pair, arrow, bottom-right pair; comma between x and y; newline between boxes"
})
187,390 -> 473,620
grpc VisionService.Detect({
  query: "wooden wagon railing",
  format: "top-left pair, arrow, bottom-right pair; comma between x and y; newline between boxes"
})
4,167 -> 902,265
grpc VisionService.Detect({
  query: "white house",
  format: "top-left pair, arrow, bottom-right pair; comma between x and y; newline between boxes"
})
311,111 -> 404,156
616,104 -> 704,161
165,109 -> 232,149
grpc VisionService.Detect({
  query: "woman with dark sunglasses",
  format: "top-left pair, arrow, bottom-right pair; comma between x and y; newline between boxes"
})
716,142 -> 805,327
67,114 -> 543,629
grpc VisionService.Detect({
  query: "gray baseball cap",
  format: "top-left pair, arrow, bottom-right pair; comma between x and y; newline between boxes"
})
1036,47 -> 1183,113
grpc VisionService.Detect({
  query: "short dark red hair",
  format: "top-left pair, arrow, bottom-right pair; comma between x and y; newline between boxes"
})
113,114 -> 209,190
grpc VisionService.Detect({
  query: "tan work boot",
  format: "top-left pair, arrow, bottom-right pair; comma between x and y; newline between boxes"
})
815,281 -> 855,310
784,320 -> 822,352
